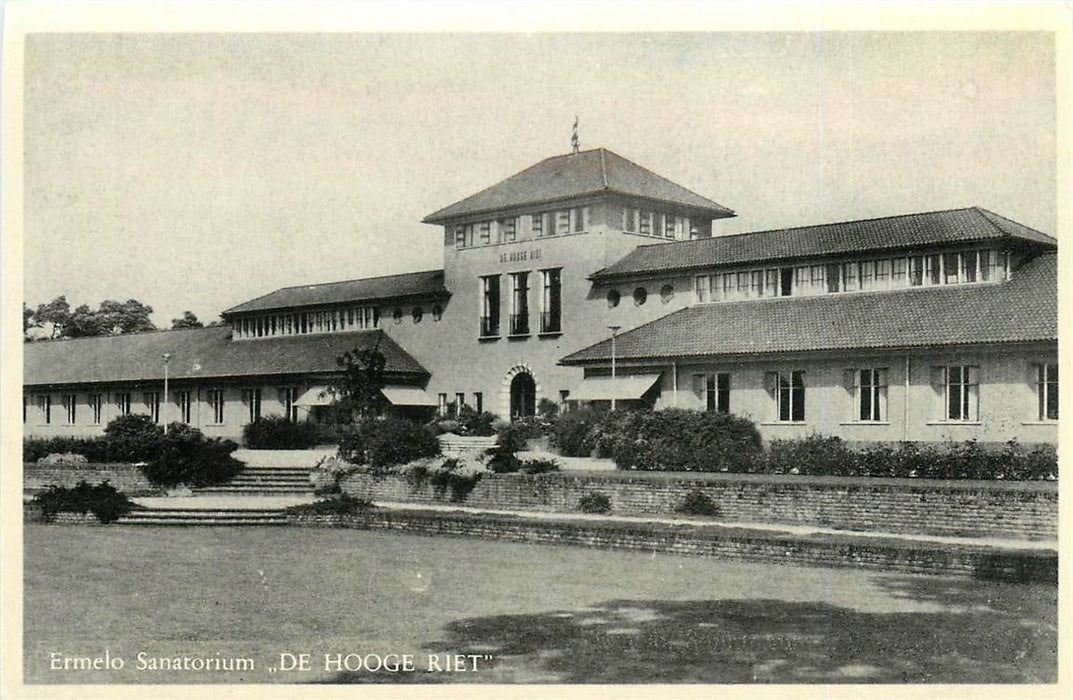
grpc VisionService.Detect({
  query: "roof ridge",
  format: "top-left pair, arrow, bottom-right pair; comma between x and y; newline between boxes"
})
972,207 -> 1057,243
599,148 -> 609,188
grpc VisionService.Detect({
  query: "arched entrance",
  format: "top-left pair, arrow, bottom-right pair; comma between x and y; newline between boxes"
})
509,372 -> 536,419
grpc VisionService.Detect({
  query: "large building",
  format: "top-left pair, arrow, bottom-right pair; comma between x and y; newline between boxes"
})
23,147 -> 1058,446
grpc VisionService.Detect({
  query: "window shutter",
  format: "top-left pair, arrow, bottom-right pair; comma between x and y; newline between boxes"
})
875,368 -> 888,387
842,369 -> 857,393
764,371 -> 779,393
966,365 -> 979,386
930,366 -> 946,391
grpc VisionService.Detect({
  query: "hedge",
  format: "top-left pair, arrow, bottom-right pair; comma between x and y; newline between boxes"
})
338,416 -> 441,470
242,416 -> 320,449
31,481 -> 137,524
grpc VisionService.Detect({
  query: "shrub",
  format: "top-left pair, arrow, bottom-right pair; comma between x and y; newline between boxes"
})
25,436 -> 111,463
551,405 -> 602,457
763,435 -> 858,476
102,414 -> 164,462
286,493 -> 375,516
537,397 -> 560,420
139,423 -> 243,487
676,489 -> 720,517
518,457 -> 560,474
338,417 -> 441,470
242,416 -> 319,449
578,492 -> 611,513
31,481 -> 137,524
455,406 -> 498,437
609,409 -> 764,472
486,420 -> 531,473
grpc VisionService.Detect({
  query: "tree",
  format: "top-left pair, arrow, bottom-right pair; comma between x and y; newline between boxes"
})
331,341 -> 388,420
34,295 -> 71,339
97,299 -> 155,334
171,311 -> 203,329
23,304 -> 39,341
63,304 -> 105,338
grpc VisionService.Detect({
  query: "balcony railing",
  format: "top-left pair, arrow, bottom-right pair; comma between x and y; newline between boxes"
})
479,316 -> 499,337
540,312 -> 561,334
509,314 -> 529,336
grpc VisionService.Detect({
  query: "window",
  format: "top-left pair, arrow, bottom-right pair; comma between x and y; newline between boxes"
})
392,308 -> 403,325
432,304 -> 443,322
847,368 -> 887,422
767,371 -> 805,422
859,261 -> 876,291
89,393 -> 103,425
143,391 -> 160,423
924,254 -> 941,285
540,268 -> 562,333
474,392 -> 483,414
480,275 -> 500,337
244,388 -> 262,423
23,395 -> 27,423
62,394 -> 77,424
934,365 -> 979,422
695,276 -> 708,303
36,395 -> 51,424
633,287 -> 647,306
664,214 -> 677,238
509,272 -> 529,335
498,217 -> 517,243
204,389 -> 224,424
412,307 -> 422,323
454,224 -> 473,248
909,256 -> 924,286
826,264 -> 842,293
1036,364 -> 1058,420
177,390 -> 192,423
280,387 -> 301,422
943,252 -> 960,284
661,284 -> 676,304
606,289 -> 621,308
559,389 -> 570,408
478,221 -> 491,245
695,373 -> 730,413
114,392 -> 131,417
531,213 -> 544,237
891,257 -> 907,286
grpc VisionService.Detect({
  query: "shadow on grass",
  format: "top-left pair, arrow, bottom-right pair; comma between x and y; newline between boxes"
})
320,577 -> 1056,684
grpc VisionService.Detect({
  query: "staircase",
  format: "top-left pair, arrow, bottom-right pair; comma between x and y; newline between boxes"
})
194,466 -> 317,496
118,507 -> 287,526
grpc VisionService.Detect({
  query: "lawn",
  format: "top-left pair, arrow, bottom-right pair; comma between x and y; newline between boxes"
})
23,524 -> 1057,684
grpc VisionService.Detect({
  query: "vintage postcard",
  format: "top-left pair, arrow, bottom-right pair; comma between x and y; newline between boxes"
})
2,2 -> 1069,699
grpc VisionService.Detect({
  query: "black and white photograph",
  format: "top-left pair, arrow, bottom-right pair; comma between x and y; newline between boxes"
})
2,2 -> 1068,696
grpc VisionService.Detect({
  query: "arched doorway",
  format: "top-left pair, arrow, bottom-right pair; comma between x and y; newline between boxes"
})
509,372 -> 536,419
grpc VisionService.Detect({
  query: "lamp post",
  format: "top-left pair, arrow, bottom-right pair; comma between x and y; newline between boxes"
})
608,325 -> 621,411
162,353 -> 171,434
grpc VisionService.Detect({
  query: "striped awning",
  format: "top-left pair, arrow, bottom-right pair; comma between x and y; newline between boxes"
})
380,386 -> 438,407
569,374 -> 662,401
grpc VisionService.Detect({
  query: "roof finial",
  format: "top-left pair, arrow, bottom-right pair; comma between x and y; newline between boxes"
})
571,115 -> 580,154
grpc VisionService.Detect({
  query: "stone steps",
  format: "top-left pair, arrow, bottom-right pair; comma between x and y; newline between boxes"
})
118,508 -> 288,526
193,466 -> 316,496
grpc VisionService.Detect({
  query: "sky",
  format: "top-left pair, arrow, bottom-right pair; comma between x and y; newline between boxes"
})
22,31 -> 1056,327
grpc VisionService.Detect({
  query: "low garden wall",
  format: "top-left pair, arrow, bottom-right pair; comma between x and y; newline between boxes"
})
23,462 -> 160,496
339,471 -> 1057,541
288,509 -> 1057,583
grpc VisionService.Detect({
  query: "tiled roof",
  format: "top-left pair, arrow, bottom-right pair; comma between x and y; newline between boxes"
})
223,269 -> 447,316
423,148 -> 735,223
562,252 -> 1057,364
592,207 -> 1057,281
24,327 -> 429,387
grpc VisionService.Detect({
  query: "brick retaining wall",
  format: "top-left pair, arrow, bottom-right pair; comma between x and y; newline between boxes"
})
23,463 -> 160,496
339,471 -> 1057,541
288,509 -> 1056,582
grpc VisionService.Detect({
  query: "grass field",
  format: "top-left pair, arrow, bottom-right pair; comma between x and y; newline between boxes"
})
23,524 -> 1057,684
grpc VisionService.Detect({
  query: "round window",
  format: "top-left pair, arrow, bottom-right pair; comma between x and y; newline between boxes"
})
432,304 -> 443,322
606,289 -> 621,308
660,284 -> 675,303
412,307 -> 423,323
633,287 -> 647,306
392,307 -> 403,324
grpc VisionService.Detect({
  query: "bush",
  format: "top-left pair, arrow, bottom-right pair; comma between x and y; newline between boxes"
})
676,489 -> 720,517
102,414 -> 164,462
31,481 -> 137,524
455,406 -> 498,437
518,457 -> 560,474
608,409 -> 764,472
428,459 -> 483,502
578,492 -> 611,513
763,435 -> 858,476
337,417 -> 441,470
24,436 -> 111,463
286,493 -> 375,516
139,423 -> 243,487
242,416 -> 319,449
551,405 -> 602,457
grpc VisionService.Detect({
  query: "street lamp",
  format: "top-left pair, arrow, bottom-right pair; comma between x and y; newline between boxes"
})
607,326 -> 621,411
162,353 -> 171,434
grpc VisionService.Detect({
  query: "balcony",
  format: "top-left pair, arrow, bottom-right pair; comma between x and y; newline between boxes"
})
479,316 -> 499,338
509,314 -> 529,336
540,311 -> 561,334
